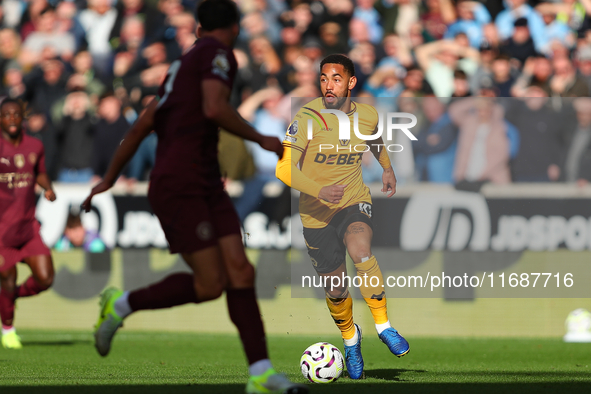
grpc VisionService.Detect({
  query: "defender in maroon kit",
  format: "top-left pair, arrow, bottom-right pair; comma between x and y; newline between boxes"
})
82,1 -> 307,393
0,98 -> 56,349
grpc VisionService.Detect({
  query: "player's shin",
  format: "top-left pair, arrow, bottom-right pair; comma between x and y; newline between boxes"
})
226,288 -> 269,367
325,292 -> 356,342
0,288 -> 15,327
354,256 -> 390,330
127,273 -> 199,312
16,276 -> 51,298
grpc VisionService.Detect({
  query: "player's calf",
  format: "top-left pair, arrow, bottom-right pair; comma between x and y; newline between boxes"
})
16,275 -> 53,298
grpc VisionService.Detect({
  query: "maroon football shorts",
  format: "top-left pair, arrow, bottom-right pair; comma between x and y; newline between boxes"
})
0,222 -> 51,272
148,177 -> 241,254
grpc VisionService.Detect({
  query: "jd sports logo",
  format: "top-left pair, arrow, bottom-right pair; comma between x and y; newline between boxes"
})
400,191 -> 490,251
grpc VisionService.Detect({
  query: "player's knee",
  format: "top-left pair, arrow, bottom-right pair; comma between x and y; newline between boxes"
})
0,274 -> 14,287
195,281 -> 224,302
351,251 -> 372,265
35,271 -> 54,289
241,262 -> 255,284
193,271 -> 226,301
226,255 -> 255,287
0,282 -> 16,294
325,287 -> 348,299
0,267 -> 16,283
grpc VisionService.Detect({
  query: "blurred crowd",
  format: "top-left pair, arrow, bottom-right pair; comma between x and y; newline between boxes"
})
3,0 -> 591,199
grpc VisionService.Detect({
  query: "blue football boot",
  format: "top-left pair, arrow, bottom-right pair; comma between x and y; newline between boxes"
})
343,324 -> 364,379
379,327 -> 410,357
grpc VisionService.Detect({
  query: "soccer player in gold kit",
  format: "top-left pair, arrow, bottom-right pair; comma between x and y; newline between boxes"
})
276,54 -> 410,379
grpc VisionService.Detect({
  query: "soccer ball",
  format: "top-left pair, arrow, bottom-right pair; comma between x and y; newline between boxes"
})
300,342 -> 344,383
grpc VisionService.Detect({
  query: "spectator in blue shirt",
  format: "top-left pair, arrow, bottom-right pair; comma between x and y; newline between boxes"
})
413,96 -> 458,183
496,0 -> 548,53
234,87 -> 286,222
353,0 -> 383,45
445,0 -> 491,48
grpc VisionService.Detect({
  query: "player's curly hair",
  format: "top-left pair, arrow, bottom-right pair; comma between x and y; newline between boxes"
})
320,54 -> 356,77
196,0 -> 240,32
0,98 -> 28,117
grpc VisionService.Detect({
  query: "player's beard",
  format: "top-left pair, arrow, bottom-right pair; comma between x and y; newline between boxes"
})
2,127 -> 21,141
323,90 -> 349,110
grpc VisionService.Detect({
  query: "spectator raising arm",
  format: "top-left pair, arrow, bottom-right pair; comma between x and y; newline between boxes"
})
440,0 -> 457,25
416,40 -> 480,71
237,87 -> 283,122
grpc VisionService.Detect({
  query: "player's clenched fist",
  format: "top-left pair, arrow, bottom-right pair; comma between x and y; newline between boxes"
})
81,180 -> 113,212
44,189 -> 56,202
382,167 -> 397,197
319,184 -> 347,204
259,136 -> 284,159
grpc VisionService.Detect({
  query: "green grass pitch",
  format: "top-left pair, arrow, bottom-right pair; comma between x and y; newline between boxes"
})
0,330 -> 590,393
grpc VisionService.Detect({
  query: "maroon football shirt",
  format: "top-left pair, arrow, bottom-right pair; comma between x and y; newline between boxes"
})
0,135 -> 46,247
151,37 -> 238,193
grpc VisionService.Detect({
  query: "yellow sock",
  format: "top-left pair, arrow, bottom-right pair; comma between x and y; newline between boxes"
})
355,255 -> 388,325
325,292 -> 356,340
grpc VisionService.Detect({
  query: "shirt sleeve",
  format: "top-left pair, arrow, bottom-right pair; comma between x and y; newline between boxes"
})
35,144 -> 46,175
473,3 -> 491,24
276,111 -> 324,198
199,45 -> 234,89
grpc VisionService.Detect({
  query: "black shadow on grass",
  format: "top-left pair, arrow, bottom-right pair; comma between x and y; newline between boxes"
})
20,340 -> 93,346
364,369 -> 427,381
3,382 -> 591,394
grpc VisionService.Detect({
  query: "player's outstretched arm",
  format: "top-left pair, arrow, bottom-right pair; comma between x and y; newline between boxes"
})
202,79 -> 283,158
369,135 -> 397,197
36,173 -> 56,202
81,98 -> 157,212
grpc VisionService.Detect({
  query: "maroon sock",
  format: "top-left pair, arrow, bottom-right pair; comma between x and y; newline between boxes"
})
16,276 -> 49,298
0,288 -> 16,327
128,273 -> 199,311
226,288 -> 268,365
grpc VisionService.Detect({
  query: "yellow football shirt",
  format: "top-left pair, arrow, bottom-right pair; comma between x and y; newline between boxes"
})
276,98 -> 379,228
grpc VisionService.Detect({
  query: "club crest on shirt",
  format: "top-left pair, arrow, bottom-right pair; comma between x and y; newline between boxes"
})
212,53 -> 230,80
29,153 -> 37,165
196,221 -> 213,241
14,154 -> 24,169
